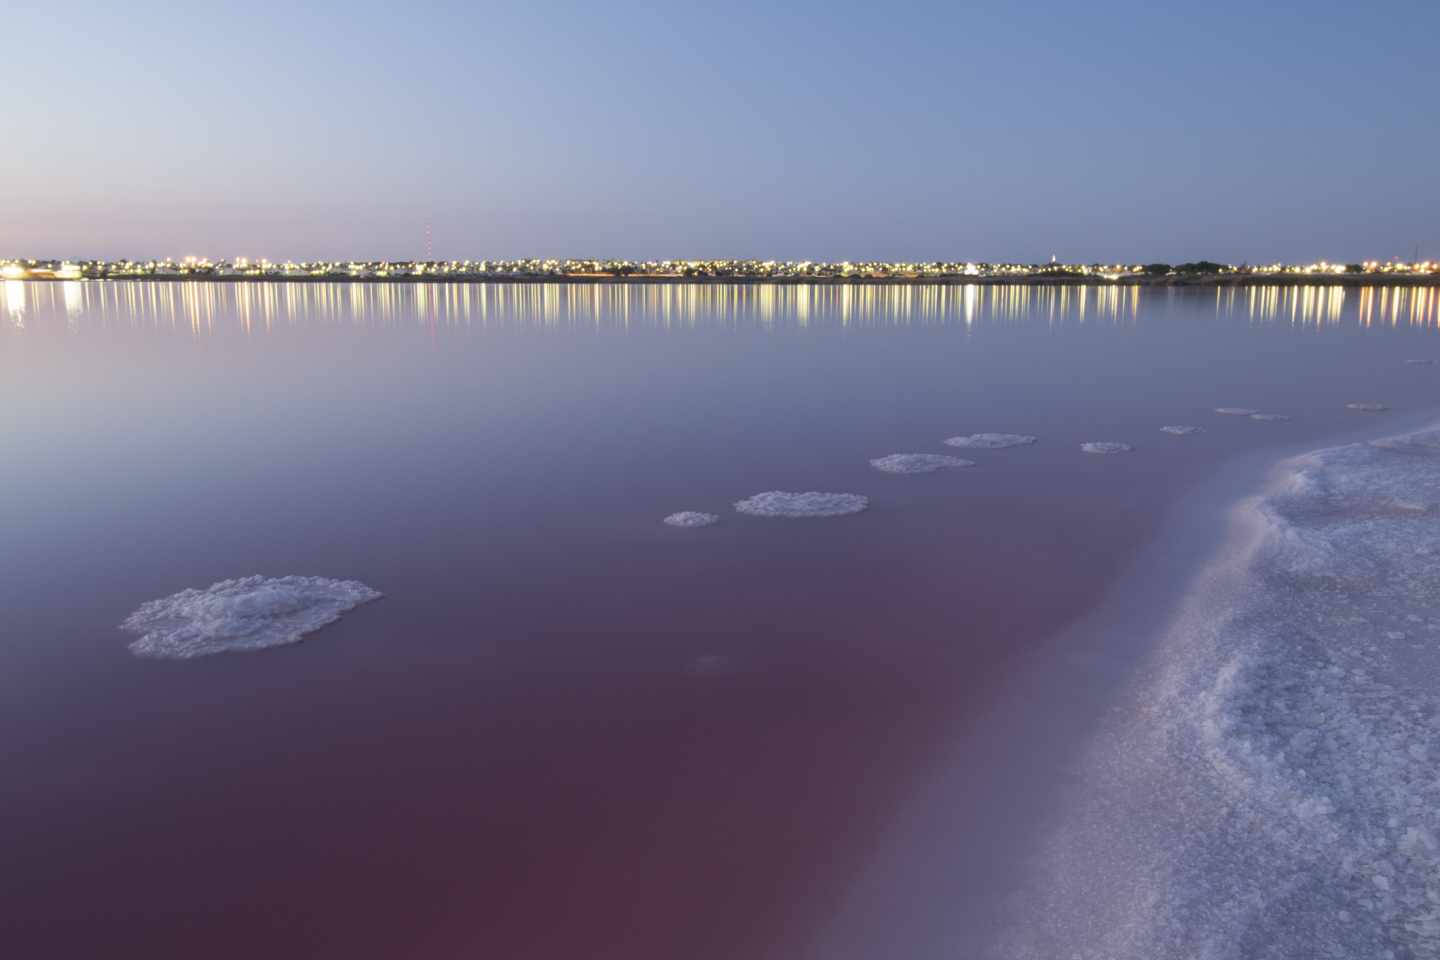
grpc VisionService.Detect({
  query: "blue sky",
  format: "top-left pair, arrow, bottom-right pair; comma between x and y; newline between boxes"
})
3,0 -> 1436,262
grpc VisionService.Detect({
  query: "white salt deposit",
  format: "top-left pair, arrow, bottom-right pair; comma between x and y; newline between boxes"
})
1215,407 -> 1259,416
1405,359 -> 1435,365
1250,412 -> 1291,421
663,511 -> 719,527
1161,425 -> 1203,435
869,453 -> 975,474
121,575 -> 382,659
733,491 -> 869,518
1000,423 -> 1440,959
1080,442 -> 1133,454
1346,402 -> 1389,412
943,433 -> 1038,449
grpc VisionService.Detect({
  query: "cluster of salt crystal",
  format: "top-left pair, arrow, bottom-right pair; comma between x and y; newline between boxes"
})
1215,406 -> 1293,421
1347,402 -> 1388,412
1081,442 -> 1134,454
869,453 -> 975,474
943,433 -> 1038,449
1161,425 -> 1203,435
663,511 -> 720,528
121,575 -> 382,659
733,491 -> 869,518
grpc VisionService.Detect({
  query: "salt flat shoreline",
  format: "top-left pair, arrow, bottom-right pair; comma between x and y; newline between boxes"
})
10,274 -> 1440,287
811,405 -> 1440,959
996,408 -> 1440,958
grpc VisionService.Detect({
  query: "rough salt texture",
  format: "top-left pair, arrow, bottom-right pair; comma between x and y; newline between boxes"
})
733,491 -> 869,518
943,433 -> 1039,449
869,453 -> 976,474
1216,407 -> 1259,416
1000,424 -> 1440,959
1080,442 -> 1133,454
121,575 -> 382,659
663,511 -> 720,528
1347,402 -> 1389,412
1250,412 -> 1291,422
1404,359 -> 1435,365
1161,425 -> 1204,435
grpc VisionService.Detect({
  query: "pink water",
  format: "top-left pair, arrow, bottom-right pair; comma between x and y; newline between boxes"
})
2,281 -> 1437,958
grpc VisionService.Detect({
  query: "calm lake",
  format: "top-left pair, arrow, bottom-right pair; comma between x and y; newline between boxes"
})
3,281 -> 1438,958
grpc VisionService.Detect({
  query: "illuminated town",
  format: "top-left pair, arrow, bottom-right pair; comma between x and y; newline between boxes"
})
1,256 -> 1437,284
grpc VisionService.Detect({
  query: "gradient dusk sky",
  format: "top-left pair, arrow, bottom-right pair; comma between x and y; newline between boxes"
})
3,0 -> 1436,263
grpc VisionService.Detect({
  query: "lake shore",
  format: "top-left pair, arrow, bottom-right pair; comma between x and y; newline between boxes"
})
808,404 -> 1440,959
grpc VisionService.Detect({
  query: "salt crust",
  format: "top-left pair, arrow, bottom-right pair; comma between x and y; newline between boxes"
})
122,575 -> 381,659
944,433 -> 1038,449
733,491 -> 869,518
663,511 -> 720,527
1000,424 -> 1440,958
869,453 -> 976,474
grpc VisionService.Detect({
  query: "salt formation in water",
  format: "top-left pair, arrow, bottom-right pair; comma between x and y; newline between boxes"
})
733,491 -> 869,518
1405,359 -> 1435,365
1347,402 -> 1389,412
1215,407 -> 1259,416
121,575 -> 382,659
1161,425 -> 1203,435
869,453 -> 975,474
1001,423 -> 1440,959
1250,412 -> 1291,421
1080,442 -> 1133,454
663,511 -> 719,527
686,654 -> 731,676
944,433 -> 1039,449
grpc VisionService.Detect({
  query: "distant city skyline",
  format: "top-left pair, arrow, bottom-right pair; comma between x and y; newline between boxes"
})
4,1 -> 1437,263
5,255 -> 1434,285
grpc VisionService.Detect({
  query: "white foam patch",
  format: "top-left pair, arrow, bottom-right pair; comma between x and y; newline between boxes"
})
1215,407 -> 1259,416
1347,402 -> 1389,412
944,433 -> 1038,449
1250,412 -> 1291,421
663,511 -> 719,527
1161,425 -> 1203,435
869,453 -> 976,474
1080,442 -> 1133,454
999,423 -> 1440,959
121,575 -> 382,659
733,491 -> 869,518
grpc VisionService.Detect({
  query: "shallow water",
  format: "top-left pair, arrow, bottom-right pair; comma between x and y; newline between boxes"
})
2,281 -> 1439,959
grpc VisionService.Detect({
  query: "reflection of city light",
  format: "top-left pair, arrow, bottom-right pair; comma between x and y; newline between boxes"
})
2,277 -> 1438,336
4,279 -> 25,327
62,281 -> 84,321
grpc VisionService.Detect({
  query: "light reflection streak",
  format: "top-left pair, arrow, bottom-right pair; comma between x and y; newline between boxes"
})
1238,285 -> 1377,328
0,281 -> 1436,338
5,279 -> 27,327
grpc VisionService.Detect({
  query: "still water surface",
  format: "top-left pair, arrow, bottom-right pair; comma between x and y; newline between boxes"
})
2,281 -> 1437,958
